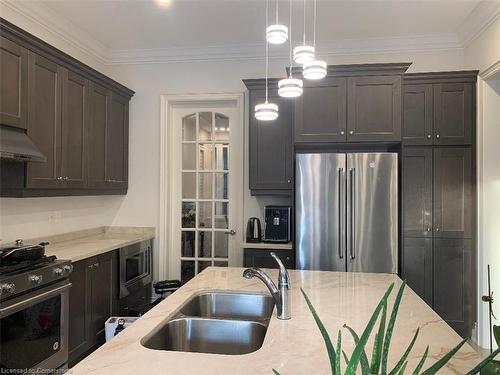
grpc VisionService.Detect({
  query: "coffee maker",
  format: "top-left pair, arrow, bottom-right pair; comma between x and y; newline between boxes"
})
264,206 -> 291,243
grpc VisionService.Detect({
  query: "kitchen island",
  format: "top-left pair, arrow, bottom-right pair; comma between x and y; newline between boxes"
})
70,267 -> 481,374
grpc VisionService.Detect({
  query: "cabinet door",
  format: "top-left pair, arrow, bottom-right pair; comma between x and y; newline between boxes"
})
243,249 -> 293,269
403,148 -> 433,237
26,52 -> 63,189
347,75 -> 402,142
105,93 -> 129,188
90,252 -> 115,346
402,237 -> 433,306
433,83 -> 473,145
249,89 -> 293,192
0,36 -> 28,129
433,147 -> 472,238
294,78 -> 347,143
87,83 -> 110,189
403,84 -> 433,145
68,259 -> 92,365
433,238 -> 473,338
60,69 -> 87,188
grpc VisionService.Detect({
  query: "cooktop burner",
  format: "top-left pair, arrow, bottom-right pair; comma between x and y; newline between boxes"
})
0,255 -> 57,276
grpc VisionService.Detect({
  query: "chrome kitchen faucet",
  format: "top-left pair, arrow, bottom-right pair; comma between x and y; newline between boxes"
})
242,252 -> 291,320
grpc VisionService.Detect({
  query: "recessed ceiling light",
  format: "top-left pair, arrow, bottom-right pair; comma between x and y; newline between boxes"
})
156,0 -> 171,8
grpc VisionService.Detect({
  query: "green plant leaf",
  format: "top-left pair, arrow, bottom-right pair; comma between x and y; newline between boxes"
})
300,288 -> 336,374
335,331 -> 342,375
388,328 -> 420,375
272,370 -> 281,375
343,325 -> 370,374
342,350 -> 350,365
345,283 -> 395,375
464,347 -> 500,375
420,338 -> 467,375
494,326 -> 500,348
371,302 -> 387,374
397,361 -> 408,375
381,281 -> 406,374
412,346 -> 429,375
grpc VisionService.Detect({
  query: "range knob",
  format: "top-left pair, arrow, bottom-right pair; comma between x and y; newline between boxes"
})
63,264 -> 73,273
28,275 -> 43,285
53,267 -> 63,276
0,283 -> 15,294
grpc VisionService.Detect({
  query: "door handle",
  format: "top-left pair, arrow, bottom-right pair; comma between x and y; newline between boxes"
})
226,230 -> 236,236
349,168 -> 355,260
338,168 -> 344,259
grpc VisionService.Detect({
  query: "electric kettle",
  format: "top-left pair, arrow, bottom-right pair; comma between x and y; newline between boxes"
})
246,217 -> 262,243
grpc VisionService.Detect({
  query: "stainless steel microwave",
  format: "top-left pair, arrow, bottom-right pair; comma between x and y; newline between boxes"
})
119,240 -> 152,299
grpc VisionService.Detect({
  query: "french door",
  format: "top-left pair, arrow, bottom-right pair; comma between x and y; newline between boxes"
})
171,104 -> 242,283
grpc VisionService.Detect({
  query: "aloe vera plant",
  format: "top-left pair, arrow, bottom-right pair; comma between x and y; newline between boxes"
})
272,282 -> 500,374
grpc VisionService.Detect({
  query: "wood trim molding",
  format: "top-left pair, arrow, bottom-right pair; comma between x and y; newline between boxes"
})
404,70 -> 479,84
480,60 -> 500,80
0,17 -> 134,98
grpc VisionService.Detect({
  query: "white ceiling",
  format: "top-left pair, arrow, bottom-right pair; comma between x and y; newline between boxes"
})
5,0 -> 500,63
41,0 -> 481,49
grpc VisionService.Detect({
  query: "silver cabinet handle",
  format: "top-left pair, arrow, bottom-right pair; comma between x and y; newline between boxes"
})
435,227 -> 440,232
287,179 -> 291,184
436,134 -> 440,139
338,168 -> 344,259
426,227 -> 432,232
64,177 -> 69,180
349,168 -> 355,260
427,134 -> 432,140
340,130 -> 345,135
349,130 -> 354,135
57,177 -> 63,181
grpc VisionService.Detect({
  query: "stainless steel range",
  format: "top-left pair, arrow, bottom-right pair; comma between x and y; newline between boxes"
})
0,240 -> 72,372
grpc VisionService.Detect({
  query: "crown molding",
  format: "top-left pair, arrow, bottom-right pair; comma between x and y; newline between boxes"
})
1,0 -> 109,66
457,1 -> 500,47
108,34 -> 462,65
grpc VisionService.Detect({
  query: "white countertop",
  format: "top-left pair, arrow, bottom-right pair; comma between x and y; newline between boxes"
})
241,242 -> 293,250
70,267 -> 480,374
28,227 -> 155,262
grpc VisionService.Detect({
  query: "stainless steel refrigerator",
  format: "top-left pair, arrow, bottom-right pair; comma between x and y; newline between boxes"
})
296,152 -> 398,273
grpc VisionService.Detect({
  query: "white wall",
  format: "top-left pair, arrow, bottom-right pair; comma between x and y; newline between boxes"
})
465,16 -> 500,72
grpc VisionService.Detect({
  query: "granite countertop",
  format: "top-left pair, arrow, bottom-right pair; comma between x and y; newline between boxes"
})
241,241 -> 293,250
29,227 -> 155,262
70,267 -> 480,374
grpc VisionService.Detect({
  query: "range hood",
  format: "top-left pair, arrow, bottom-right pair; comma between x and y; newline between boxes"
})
0,126 -> 46,162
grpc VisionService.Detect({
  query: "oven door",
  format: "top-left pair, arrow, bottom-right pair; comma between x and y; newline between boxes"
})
0,280 -> 71,371
119,242 -> 152,298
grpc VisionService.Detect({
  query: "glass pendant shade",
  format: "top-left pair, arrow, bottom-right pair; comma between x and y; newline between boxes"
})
293,45 -> 315,64
255,101 -> 279,121
278,77 -> 303,98
303,59 -> 327,80
266,24 -> 288,44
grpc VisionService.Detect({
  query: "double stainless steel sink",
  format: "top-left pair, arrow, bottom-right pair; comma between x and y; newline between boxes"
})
141,291 -> 275,355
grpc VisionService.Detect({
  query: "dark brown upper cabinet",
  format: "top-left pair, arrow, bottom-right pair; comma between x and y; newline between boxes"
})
244,79 -> 293,195
294,77 -> 347,143
402,237 -> 433,306
0,19 -> 134,197
403,147 -> 433,238
433,238 -> 473,338
347,75 -> 402,142
0,36 -> 28,129
403,72 -> 477,146
403,84 -> 433,145
60,69 -> 88,188
433,147 -> 473,239
25,52 -> 63,189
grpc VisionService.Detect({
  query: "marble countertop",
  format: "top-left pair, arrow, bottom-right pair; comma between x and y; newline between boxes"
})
241,241 -> 293,250
31,227 -> 155,262
70,268 -> 480,374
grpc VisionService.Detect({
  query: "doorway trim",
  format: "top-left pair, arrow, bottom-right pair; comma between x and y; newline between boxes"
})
159,93 -> 244,280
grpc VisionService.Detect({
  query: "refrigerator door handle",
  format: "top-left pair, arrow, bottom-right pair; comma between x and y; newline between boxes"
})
338,167 -> 344,259
349,168 -> 356,259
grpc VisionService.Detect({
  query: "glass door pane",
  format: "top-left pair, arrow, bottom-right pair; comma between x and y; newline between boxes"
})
180,112 -> 229,283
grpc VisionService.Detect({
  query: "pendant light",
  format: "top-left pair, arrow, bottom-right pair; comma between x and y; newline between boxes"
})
255,0 -> 279,121
266,0 -> 288,45
278,0 -> 303,98
303,0 -> 327,80
293,0 -> 315,64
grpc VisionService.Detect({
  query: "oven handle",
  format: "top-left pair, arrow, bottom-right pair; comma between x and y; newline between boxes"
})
0,281 -> 71,317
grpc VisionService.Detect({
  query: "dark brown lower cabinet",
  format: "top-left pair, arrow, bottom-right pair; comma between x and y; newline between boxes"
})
402,237 -> 433,306
433,238 -> 473,338
68,251 -> 118,366
243,248 -> 294,269
403,237 -> 473,338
